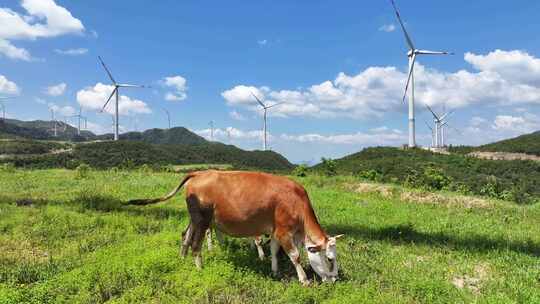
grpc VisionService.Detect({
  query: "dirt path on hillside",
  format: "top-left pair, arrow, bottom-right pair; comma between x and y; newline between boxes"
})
348,182 -> 492,209
0,148 -> 72,160
468,151 -> 540,161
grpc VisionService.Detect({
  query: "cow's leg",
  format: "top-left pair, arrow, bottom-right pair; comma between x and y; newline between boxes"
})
206,228 -> 213,251
191,224 -> 207,269
270,237 -> 280,275
180,222 -> 193,257
254,236 -> 265,260
275,231 -> 309,286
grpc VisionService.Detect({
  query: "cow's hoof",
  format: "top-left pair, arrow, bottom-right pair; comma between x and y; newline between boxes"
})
301,279 -> 311,287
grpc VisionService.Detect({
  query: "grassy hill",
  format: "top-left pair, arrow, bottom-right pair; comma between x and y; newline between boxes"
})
1,140 -> 294,172
312,147 -> 540,204
1,118 -> 94,141
108,127 -> 208,145
449,130 -> 540,156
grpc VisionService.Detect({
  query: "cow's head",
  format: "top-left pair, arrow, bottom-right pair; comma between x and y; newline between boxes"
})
306,234 -> 344,282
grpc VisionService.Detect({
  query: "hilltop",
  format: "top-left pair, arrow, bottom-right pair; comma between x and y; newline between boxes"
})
311,146 -> 540,204
450,130 -> 540,156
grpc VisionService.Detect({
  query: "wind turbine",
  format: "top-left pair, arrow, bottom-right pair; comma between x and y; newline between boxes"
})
425,105 -> 453,148
0,97 -> 14,120
162,107 -> 171,129
98,56 -> 148,141
424,121 -> 435,148
48,106 -> 59,137
390,0 -> 452,148
70,107 -> 87,136
250,92 -> 284,151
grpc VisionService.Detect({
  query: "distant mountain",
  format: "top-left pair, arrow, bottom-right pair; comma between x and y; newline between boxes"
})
1,119 -> 208,146
0,119 -> 294,171
112,127 -> 207,145
0,119 -> 94,141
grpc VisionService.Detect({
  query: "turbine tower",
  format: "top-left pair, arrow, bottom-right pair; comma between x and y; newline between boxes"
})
98,56 -> 148,141
0,97 -> 14,120
70,107 -> 87,136
425,105 -> 453,148
390,0 -> 452,148
48,106 -> 58,137
162,107 -> 171,129
251,92 -> 283,151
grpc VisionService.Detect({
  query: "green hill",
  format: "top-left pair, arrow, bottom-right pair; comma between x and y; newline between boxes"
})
1,140 -> 294,172
312,147 -> 540,204
449,130 -> 540,156
477,131 -> 540,155
1,118 -> 95,141
109,127 -> 208,145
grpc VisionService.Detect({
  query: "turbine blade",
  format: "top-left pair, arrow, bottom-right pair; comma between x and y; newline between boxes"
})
425,104 -> 440,120
98,56 -> 117,84
117,83 -> 147,88
402,53 -> 416,103
101,87 -> 117,113
424,120 -> 433,130
440,110 -> 454,121
390,0 -> 415,50
251,92 -> 266,108
266,102 -> 285,109
416,50 -> 453,55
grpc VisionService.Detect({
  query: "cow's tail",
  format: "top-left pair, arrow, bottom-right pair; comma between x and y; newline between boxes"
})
126,173 -> 195,206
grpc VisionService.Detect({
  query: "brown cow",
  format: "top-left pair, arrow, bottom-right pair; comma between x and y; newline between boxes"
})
128,170 -> 343,284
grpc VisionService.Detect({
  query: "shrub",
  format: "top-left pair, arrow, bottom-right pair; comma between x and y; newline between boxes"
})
138,164 -> 152,174
358,169 -> 382,182
422,166 -> 452,191
292,164 -> 308,177
321,158 -> 337,177
0,163 -> 16,173
75,164 -> 91,179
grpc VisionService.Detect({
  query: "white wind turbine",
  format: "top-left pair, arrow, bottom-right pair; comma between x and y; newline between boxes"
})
70,106 -> 88,136
162,107 -> 171,129
0,96 -> 14,120
251,92 -> 283,151
98,56 -> 148,141
390,0 -> 452,148
425,105 -> 453,148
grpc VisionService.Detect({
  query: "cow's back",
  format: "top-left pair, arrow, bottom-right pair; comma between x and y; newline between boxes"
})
185,170 -> 306,237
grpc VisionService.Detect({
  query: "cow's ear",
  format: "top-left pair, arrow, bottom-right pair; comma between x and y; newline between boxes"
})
307,245 -> 321,253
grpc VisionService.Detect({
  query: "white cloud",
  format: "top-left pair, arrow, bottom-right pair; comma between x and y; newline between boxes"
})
0,75 -> 20,94
491,114 -> 540,134
54,48 -> 88,56
0,39 -> 31,60
257,39 -> 268,46
0,0 -> 84,61
76,83 -> 151,116
229,110 -> 246,121
194,126 -> 264,142
465,49 -> 540,86
47,102 -> 75,116
281,128 -> 406,146
45,82 -> 66,96
379,24 -> 396,32
222,50 -> 540,119
162,75 -> 188,101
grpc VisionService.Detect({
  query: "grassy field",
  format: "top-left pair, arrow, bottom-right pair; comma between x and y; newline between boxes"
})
1,169 -> 540,303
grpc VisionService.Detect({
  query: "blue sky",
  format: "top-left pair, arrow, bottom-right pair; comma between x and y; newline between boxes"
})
1,0 -> 540,163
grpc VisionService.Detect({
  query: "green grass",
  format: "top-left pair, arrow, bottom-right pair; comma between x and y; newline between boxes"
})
1,169 -> 540,303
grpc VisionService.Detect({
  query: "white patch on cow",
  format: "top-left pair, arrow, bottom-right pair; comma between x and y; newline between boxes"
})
305,235 -> 343,282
